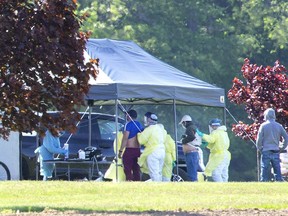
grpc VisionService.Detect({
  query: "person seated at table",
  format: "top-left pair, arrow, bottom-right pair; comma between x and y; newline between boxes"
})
34,128 -> 67,181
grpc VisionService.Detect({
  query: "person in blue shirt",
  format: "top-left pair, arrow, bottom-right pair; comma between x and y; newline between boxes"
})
256,108 -> 288,182
118,109 -> 144,181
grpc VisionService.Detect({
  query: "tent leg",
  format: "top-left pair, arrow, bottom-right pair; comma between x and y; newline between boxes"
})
87,100 -> 94,148
173,100 -> 179,178
88,104 -> 92,147
115,99 -> 119,182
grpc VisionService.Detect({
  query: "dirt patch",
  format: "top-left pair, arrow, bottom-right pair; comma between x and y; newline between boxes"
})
2,209 -> 288,216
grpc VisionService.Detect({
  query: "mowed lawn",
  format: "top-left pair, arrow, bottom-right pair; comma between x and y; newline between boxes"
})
0,181 -> 288,213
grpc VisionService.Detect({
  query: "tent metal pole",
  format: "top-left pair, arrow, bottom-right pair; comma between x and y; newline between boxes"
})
223,106 -> 227,126
88,105 -> 92,147
35,133 -> 39,181
257,150 -> 260,182
115,99 -> 119,182
35,111 -> 40,181
173,99 -> 179,177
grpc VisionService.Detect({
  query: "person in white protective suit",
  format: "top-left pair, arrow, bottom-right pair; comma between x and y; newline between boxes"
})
137,112 -> 167,182
196,118 -> 231,182
34,129 -> 67,181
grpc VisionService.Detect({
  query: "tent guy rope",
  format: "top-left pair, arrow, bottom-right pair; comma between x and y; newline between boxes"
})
225,107 -> 258,150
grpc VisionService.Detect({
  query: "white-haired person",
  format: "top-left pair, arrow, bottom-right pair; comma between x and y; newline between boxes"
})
197,119 -> 231,182
137,112 -> 167,181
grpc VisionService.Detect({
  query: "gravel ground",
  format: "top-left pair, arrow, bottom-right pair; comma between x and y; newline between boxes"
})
2,209 -> 288,216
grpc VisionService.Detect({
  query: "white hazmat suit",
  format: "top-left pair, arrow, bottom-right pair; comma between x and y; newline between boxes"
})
138,115 -> 167,181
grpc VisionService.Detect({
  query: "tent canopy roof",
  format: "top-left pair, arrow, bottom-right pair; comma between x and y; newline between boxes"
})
86,38 -> 225,107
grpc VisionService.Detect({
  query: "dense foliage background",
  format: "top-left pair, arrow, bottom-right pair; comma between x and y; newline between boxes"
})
76,0 -> 288,181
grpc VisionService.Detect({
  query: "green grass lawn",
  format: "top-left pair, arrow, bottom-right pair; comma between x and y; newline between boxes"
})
0,181 -> 288,213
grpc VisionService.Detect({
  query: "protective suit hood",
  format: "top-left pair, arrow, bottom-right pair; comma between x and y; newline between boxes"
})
218,125 -> 227,131
210,125 -> 227,133
144,112 -> 158,126
264,108 -> 276,121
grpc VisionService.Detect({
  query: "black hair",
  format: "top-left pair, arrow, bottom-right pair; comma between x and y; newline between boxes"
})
127,109 -> 137,119
144,111 -> 152,118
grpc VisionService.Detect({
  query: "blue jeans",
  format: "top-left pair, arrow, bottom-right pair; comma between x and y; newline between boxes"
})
185,151 -> 199,181
261,150 -> 283,182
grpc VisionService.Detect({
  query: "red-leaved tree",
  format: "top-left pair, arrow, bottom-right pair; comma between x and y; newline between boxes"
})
227,58 -> 288,141
0,0 -> 98,138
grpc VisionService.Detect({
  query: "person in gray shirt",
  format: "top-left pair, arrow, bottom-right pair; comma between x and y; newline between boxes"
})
256,108 -> 288,182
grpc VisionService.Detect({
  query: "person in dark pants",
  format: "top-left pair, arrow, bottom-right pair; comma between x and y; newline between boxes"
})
256,108 -> 288,182
118,109 -> 144,181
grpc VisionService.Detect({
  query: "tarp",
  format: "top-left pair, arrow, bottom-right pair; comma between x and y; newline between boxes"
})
85,38 -> 225,107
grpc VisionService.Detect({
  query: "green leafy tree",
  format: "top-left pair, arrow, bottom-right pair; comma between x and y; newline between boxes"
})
78,0 -> 288,93
223,0 -> 288,63
0,0 -> 97,138
77,0 -> 94,9
78,0 -> 239,88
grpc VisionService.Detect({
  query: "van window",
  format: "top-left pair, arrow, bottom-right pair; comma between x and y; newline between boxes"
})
98,119 -> 122,141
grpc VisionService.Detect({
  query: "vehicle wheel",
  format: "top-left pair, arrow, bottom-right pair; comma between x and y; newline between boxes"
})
171,167 -> 189,182
0,161 -> 11,180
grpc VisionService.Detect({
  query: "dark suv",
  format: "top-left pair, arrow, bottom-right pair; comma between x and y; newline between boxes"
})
21,112 -> 125,180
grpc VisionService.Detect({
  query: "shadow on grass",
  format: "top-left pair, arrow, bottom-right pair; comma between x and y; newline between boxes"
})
4,207 -> 288,216
0,206 -> 209,216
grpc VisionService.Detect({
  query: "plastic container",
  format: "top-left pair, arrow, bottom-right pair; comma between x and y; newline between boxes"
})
78,149 -> 85,159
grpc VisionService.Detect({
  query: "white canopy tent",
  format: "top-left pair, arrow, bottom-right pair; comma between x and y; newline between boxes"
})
86,38 -> 225,107
84,38 -> 226,180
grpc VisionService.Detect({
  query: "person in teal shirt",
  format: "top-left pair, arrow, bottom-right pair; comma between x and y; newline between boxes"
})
34,129 -> 67,181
